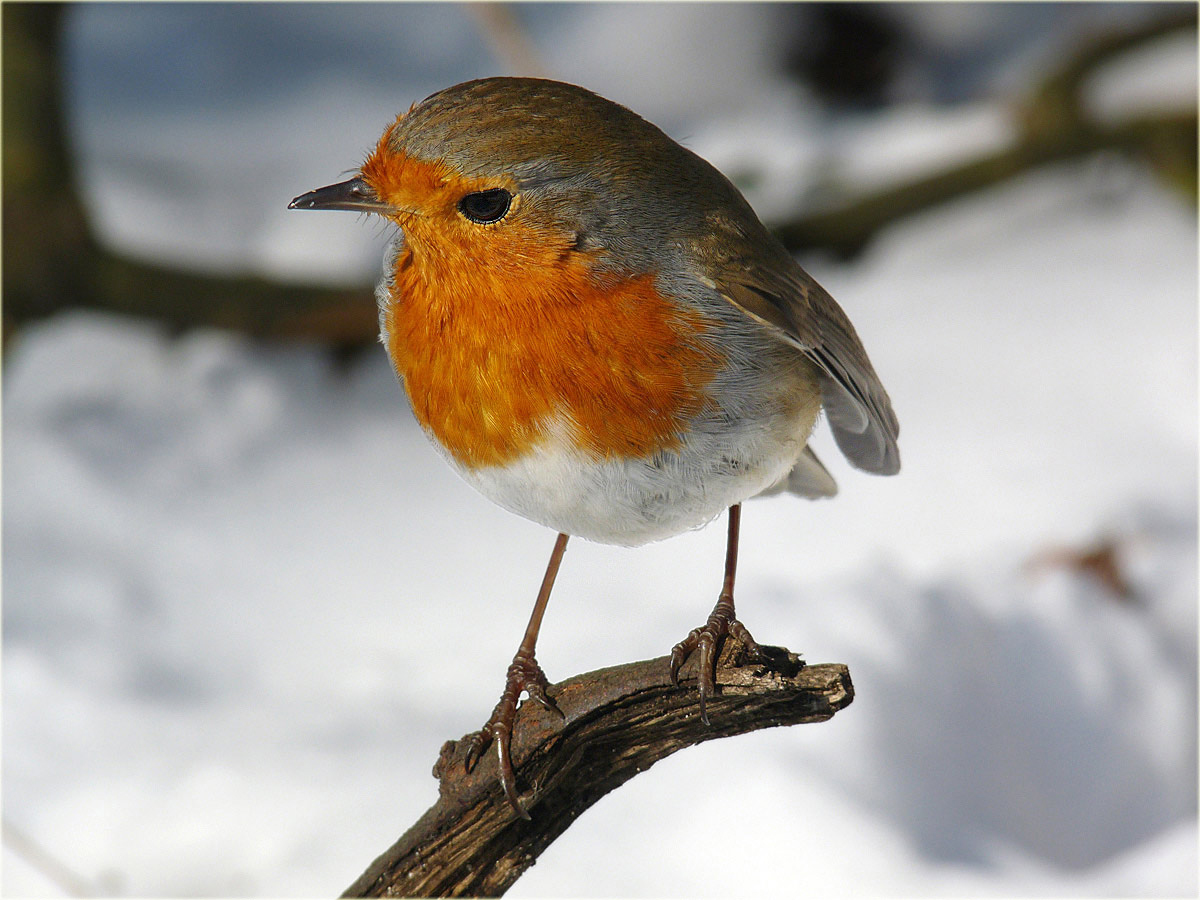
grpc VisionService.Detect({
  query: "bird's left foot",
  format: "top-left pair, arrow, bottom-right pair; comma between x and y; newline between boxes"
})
669,593 -> 763,724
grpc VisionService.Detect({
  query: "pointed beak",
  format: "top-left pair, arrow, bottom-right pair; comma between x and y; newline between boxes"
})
288,176 -> 389,213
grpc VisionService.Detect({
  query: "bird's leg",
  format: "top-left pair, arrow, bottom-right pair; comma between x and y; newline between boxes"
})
464,532 -> 569,819
669,504 -> 762,724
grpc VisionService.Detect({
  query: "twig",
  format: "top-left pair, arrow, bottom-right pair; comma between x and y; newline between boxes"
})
774,109 -> 1196,257
2,818 -> 96,898
343,639 -> 852,897
467,3 -> 546,78
774,9 -> 1198,256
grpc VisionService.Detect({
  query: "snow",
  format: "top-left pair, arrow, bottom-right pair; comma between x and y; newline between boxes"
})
5,6 -> 1197,897
1085,30 -> 1200,124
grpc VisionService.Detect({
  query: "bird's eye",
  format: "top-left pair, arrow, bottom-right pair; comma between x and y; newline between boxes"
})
457,188 -> 512,224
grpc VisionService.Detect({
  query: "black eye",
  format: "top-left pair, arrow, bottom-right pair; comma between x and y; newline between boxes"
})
458,188 -> 512,224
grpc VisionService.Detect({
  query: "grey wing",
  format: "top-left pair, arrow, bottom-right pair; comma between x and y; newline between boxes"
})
713,246 -> 900,476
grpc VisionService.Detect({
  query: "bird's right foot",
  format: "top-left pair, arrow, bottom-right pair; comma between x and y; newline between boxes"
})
463,653 -> 563,819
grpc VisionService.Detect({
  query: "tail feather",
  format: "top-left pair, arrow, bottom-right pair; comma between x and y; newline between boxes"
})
758,445 -> 838,500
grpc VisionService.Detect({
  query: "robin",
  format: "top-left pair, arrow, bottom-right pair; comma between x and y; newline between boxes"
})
290,77 -> 899,818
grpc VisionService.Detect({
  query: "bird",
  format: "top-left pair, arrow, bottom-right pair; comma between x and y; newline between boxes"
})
289,76 -> 899,818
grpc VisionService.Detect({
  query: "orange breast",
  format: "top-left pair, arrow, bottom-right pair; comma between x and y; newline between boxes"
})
382,220 -> 725,470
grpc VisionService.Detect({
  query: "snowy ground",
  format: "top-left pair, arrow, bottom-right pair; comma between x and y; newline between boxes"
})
5,5 -> 1197,898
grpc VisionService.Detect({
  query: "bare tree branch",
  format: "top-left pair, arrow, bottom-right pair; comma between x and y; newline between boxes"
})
467,3 -> 547,78
6,7 -> 1193,346
774,8 -> 1197,257
343,640 -> 852,898
2,818 -> 96,898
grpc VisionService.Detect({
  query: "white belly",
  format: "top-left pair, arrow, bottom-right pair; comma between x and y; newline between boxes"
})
433,410 -> 815,546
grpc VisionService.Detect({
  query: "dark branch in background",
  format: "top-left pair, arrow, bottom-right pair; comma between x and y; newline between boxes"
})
773,8 -> 1198,257
2,6 -> 1193,351
2,4 -> 378,353
343,641 -> 852,898
774,108 -> 1196,258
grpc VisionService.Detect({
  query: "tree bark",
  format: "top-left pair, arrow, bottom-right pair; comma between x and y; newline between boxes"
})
343,640 -> 852,898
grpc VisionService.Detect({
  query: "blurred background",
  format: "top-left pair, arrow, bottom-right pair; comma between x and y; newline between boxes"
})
3,2 -> 1196,896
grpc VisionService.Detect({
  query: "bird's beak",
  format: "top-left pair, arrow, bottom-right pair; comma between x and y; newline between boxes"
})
288,176 -> 390,213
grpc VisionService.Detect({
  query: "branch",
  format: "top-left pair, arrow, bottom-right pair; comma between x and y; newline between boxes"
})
343,640 -> 852,898
2,5 -> 379,354
10,8 -> 1193,347
467,3 -> 547,79
773,109 -> 1197,257
774,9 -> 1198,257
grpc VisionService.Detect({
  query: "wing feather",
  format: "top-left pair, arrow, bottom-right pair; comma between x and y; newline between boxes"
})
710,239 -> 900,476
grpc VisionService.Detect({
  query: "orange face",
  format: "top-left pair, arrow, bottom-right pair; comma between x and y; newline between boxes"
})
359,122 -> 725,470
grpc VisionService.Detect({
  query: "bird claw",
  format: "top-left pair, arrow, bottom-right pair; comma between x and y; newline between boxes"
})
525,677 -> 566,719
669,596 -> 761,725
463,654 -> 561,820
